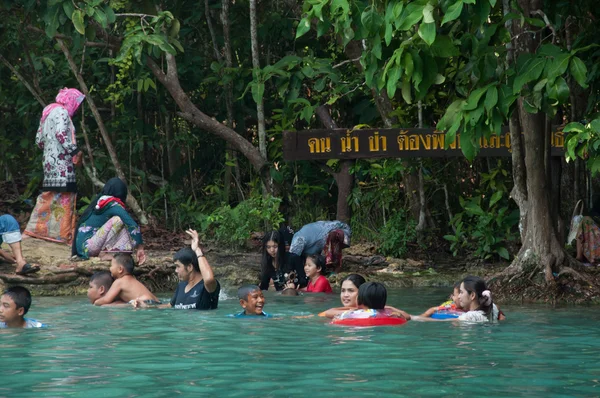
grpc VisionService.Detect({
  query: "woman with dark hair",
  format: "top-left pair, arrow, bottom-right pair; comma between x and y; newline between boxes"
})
259,230 -> 305,290
319,274 -> 366,318
72,177 -> 145,264
455,276 -> 498,322
25,88 -> 85,244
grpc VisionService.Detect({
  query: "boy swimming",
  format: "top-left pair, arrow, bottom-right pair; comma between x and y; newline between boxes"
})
236,285 -> 269,317
0,286 -> 44,328
93,253 -> 160,306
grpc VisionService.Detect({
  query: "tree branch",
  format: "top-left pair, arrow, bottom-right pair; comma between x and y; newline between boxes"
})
146,54 -> 267,176
0,54 -> 46,107
56,38 -> 148,225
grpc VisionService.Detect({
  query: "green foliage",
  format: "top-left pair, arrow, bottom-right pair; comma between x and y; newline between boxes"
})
444,163 -> 519,260
564,118 -> 600,175
379,209 -> 418,258
199,195 -> 285,248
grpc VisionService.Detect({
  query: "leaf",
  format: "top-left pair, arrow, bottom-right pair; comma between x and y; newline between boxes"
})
104,5 -> 116,24
403,52 -> 414,78
489,191 -> 503,207
251,82 -> 265,104
463,85 -> 491,111
361,7 -> 382,32
418,22 -> 436,46
296,17 -> 310,39
396,3 -> 424,30
401,76 -> 412,104
547,52 -> 571,79
437,100 -> 463,131
63,2 -> 75,19
484,86 -> 498,112
442,0 -> 463,25
489,0 -> 497,6
386,65 -> 401,97
513,57 -> 545,93
563,122 -> 585,133
444,235 -> 458,242
93,8 -> 107,28
422,3 -> 435,24
171,38 -> 184,53
384,22 -> 393,46
496,247 -> 509,260
460,129 -> 478,161
554,76 -> 569,103
430,35 -> 459,57
570,56 -> 588,88
72,10 -> 86,35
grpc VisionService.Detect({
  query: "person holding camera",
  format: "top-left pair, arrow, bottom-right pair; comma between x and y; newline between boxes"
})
259,230 -> 306,291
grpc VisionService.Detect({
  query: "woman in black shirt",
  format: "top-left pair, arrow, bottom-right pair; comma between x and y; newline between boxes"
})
259,230 -> 305,290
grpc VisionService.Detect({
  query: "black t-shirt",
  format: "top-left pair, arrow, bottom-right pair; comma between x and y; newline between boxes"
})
170,280 -> 220,310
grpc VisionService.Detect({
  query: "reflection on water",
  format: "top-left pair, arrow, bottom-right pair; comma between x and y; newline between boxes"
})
1,289 -> 600,396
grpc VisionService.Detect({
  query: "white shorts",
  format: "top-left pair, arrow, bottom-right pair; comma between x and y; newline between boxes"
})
1,231 -> 22,245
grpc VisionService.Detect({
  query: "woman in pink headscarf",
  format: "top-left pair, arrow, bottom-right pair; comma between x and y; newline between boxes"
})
24,88 -> 85,245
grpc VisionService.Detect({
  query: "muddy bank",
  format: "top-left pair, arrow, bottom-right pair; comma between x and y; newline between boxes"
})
0,239 -> 503,297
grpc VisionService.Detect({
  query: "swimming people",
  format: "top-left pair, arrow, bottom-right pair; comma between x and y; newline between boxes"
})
87,271 -> 128,305
414,276 -> 498,322
132,229 -> 220,310
236,285 -> 269,317
318,274 -> 411,319
93,253 -> 159,306
333,282 -> 409,322
420,282 -> 464,317
0,286 -> 44,328
301,254 -> 332,293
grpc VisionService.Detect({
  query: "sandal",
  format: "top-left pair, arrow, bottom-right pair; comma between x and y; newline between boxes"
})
16,263 -> 41,276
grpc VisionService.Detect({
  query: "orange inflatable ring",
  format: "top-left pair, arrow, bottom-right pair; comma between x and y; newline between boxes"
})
331,309 -> 407,327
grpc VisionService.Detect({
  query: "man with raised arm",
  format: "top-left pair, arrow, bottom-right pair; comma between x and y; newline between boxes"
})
133,229 -> 220,310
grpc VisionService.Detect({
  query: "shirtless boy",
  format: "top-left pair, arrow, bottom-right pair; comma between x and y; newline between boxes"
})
93,253 -> 159,306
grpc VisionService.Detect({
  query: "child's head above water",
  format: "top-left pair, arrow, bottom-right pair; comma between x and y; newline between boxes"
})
281,288 -> 299,296
451,281 -> 462,308
357,282 -> 387,310
238,285 -> 266,315
304,254 -> 327,279
87,271 -> 114,303
110,253 -> 135,278
0,286 -> 31,326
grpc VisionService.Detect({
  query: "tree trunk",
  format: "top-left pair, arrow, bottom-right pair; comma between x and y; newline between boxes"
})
56,38 -> 148,225
249,0 -> 267,161
221,0 -> 243,203
0,54 -> 46,107
489,0 -> 592,301
314,105 -> 354,223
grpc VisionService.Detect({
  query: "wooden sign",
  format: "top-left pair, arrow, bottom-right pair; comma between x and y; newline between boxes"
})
282,128 -> 565,161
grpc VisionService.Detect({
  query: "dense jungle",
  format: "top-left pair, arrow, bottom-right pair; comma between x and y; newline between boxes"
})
2,0 -> 600,302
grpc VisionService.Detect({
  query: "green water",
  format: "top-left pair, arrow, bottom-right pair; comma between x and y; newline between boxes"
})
1,288 -> 599,397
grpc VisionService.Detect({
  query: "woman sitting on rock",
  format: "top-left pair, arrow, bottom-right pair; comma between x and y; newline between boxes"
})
72,177 -> 146,264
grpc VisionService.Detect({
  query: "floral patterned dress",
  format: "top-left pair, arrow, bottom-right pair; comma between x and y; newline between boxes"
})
35,107 -> 78,191
75,202 -> 143,259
